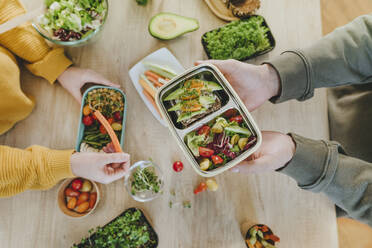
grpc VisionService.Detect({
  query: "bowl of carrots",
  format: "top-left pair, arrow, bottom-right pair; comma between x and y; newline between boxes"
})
76,86 -> 127,153
57,177 -> 100,218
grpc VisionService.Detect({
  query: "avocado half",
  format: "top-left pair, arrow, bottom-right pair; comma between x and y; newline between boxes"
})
149,12 -> 199,40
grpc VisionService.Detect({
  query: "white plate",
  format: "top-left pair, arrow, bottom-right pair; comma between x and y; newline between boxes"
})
129,47 -> 185,127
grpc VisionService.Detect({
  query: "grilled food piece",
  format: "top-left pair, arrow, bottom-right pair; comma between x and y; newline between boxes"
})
230,0 -> 260,18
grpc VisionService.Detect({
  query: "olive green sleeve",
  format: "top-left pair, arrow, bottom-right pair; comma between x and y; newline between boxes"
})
279,133 -> 372,227
265,14 -> 372,103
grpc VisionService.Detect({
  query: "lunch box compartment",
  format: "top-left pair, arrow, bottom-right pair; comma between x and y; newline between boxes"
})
201,15 -> 276,61
161,69 -> 230,129
183,107 -> 258,173
74,207 -> 158,248
75,86 -> 128,152
156,64 -> 261,177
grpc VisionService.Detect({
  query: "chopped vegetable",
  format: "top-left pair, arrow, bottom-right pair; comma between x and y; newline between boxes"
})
67,197 -> 77,209
143,89 -> 162,117
173,161 -> 184,172
198,125 -> 210,136
202,16 -> 272,60
65,188 -> 80,197
206,178 -> 218,191
77,192 -> 89,205
111,122 -> 122,131
71,178 -> 83,191
211,155 -> 223,165
194,182 -> 207,194
82,115 -> 94,126
246,224 -> 280,248
89,192 -> 97,209
83,105 -> 92,116
75,201 -> 90,213
80,180 -> 92,192
200,158 -> 211,171
139,76 -> 156,98
199,147 -> 214,158
94,110 -> 122,152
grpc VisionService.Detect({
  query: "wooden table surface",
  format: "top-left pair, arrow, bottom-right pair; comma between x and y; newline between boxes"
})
0,0 -> 339,247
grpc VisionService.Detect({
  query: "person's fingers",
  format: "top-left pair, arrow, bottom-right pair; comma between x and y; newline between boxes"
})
230,155 -> 275,174
102,166 -> 127,184
194,59 -> 225,66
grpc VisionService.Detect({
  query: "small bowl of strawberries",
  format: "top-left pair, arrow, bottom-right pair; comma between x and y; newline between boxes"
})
57,177 -> 100,218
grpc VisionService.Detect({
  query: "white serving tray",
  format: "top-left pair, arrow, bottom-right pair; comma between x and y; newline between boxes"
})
129,47 -> 185,127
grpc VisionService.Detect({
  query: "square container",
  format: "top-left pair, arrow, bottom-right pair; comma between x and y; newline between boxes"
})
76,86 -> 127,152
201,15 -> 276,61
155,64 -> 262,177
73,208 -> 158,247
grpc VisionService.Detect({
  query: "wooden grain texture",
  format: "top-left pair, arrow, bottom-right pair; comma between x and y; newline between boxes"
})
0,0 -> 338,247
321,0 -> 372,34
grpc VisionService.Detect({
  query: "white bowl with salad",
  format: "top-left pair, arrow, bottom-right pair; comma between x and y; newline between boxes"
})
33,0 -> 108,46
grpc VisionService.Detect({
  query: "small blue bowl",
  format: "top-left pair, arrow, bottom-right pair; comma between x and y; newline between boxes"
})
75,86 -> 127,152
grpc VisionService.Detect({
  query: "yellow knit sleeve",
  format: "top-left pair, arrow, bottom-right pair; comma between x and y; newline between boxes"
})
0,145 -> 75,197
0,0 -> 72,83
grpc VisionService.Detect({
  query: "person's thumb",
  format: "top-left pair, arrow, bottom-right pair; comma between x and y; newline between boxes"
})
230,155 -> 274,174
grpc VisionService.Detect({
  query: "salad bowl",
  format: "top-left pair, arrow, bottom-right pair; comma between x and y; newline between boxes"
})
33,0 -> 108,47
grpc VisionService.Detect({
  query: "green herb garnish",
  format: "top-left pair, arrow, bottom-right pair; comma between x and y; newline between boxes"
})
203,16 -> 271,60
131,166 -> 162,195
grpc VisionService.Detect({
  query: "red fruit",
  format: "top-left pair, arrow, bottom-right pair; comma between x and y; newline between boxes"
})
107,118 -> 114,124
229,115 -> 243,124
71,179 -> 83,191
113,111 -> 122,121
89,192 -> 97,209
199,147 -> 214,158
198,125 -> 210,136
82,115 -> 94,126
224,109 -> 238,118
65,187 -> 80,197
77,192 -> 90,205
194,182 -> 207,194
99,125 -> 107,134
173,161 -> 184,172
211,155 -> 224,165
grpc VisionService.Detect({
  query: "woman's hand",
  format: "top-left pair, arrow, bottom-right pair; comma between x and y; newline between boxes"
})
195,59 -> 280,111
70,152 -> 130,184
58,67 -> 120,104
231,131 -> 296,174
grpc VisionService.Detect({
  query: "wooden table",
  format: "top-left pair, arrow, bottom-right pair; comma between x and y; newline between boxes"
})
0,0 -> 339,247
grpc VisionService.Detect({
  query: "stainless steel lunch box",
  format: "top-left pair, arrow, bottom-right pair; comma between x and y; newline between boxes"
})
155,64 -> 262,177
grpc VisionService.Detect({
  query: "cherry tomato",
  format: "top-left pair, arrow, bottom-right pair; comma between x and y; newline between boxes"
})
173,161 -> 184,172
71,179 -> 83,191
77,192 -> 90,205
198,125 -> 210,136
211,155 -> 224,165
82,115 -> 94,126
194,182 -> 208,194
67,197 -> 77,209
89,192 -> 97,209
75,202 -> 90,213
65,187 -> 80,197
199,147 -> 214,157
99,125 -> 107,134
83,105 -> 92,116
113,111 -> 122,121
224,109 -> 238,118
229,115 -> 243,124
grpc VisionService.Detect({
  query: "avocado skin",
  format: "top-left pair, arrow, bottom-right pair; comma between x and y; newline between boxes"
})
148,12 -> 199,40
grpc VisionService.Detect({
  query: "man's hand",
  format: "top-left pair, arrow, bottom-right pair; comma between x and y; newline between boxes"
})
231,131 -> 295,174
195,59 -> 280,111
58,67 -> 120,104
70,152 -> 130,184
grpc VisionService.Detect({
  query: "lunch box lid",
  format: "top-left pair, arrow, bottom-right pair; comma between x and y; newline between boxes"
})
155,64 -> 262,177
75,85 -> 128,152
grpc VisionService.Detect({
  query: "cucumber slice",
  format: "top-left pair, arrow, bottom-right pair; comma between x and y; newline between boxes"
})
168,102 -> 182,111
143,62 -> 178,79
203,81 -> 223,91
177,108 -> 206,122
224,125 -> 252,136
164,87 -> 184,101
199,95 -> 215,106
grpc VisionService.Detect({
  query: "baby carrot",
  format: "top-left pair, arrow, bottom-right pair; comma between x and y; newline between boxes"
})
94,110 -> 122,152
145,70 -> 164,80
139,78 -> 156,98
143,90 -> 162,117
